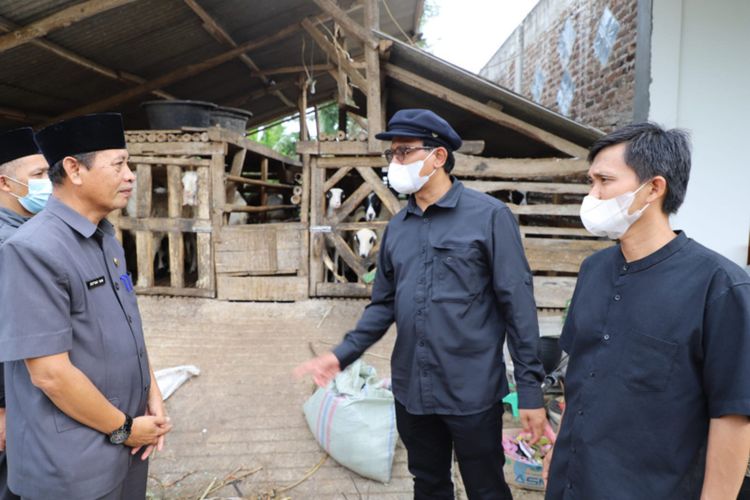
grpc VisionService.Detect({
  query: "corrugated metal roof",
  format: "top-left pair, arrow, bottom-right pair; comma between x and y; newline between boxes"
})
1,0 -> 601,158
0,0 -> 422,130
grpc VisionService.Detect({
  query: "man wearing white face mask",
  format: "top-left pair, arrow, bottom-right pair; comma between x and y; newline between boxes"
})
543,123 -> 750,500
296,109 -> 547,499
0,126 -> 49,500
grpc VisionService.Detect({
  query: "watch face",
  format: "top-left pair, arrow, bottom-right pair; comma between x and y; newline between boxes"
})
109,428 -> 128,445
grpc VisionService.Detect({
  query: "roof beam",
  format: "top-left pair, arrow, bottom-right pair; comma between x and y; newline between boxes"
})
44,22 -> 301,125
301,18 -> 367,90
252,64 -> 333,78
182,0 -> 295,109
0,0 -> 137,54
312,0 -> 377,49
0,15 -> 174,100
383,63 -> 589,158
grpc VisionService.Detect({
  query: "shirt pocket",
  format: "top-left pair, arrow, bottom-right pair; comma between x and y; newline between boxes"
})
431,244 -> 484,303
619,331 -> 679,392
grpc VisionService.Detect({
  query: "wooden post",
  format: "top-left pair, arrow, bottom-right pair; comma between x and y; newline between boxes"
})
298,77 -> 311,281
134,164 -> 154,288
309,158 -> 325,296
167,164 -> 185,289
364,0 -> 383,153
259,157 -> 269,222
333,27 -> 349,134
197,160 -> 216,291
300,154 -> 311,279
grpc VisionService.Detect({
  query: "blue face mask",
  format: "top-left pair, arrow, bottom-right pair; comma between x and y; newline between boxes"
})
6,177 -> 52,214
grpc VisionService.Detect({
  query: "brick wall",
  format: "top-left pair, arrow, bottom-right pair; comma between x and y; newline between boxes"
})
480,0 -> 638,132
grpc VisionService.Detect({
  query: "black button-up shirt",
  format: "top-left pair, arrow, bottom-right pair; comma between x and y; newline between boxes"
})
333,179 -> 544,415
546,232 -> 750,499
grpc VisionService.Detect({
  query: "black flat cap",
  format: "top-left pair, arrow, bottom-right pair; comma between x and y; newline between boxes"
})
0,127 -> 42,166
375,109 -> 462,151
36,113 -> 126,166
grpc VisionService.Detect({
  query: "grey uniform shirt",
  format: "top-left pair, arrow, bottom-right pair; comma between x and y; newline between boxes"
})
0,196 -> 151,499
0,207 -> 29,409
334,179 -> 545,415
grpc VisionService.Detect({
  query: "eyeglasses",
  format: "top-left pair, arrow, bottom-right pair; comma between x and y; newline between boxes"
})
383,146 -> 434,163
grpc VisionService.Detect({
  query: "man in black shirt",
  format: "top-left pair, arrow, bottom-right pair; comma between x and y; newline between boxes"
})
296,109 -> 547,499
544,123 -> 750,499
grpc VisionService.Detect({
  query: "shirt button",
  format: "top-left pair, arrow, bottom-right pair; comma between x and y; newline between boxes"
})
127,315 -> 133,324
622,264 -> 629,271
419,340 -> 425,347
115,282 -> 120,290
567,482 -> 573,489
590,371 -> 595,378
423,218 -> 429,223
614,294 -> 621,301
603,334 -> 610,341
577,410 -> 583,416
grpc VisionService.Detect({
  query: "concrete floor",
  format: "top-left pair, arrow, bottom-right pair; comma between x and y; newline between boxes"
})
140,296 -> 544,499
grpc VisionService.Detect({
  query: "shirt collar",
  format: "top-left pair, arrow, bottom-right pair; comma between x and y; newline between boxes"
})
402,177 -> 464,220
617,230 -> 689,273
0,206 -> 29,228
46,195 -> 115,239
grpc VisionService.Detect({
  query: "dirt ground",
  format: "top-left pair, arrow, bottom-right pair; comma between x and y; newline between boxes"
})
140,296 -> 544,499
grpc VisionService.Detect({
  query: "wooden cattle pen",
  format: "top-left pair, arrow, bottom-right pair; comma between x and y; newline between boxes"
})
114,127 -> 308,302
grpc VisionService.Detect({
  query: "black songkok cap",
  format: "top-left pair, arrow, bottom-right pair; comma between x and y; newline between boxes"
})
0,127 -> 42,165
36,113 -> 126,166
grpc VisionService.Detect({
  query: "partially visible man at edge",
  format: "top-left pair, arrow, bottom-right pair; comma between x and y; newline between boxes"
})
0,127 -> 50,500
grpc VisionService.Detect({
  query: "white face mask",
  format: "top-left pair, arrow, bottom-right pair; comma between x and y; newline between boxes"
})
387,150 -> 436,195
579,183 -> 650,239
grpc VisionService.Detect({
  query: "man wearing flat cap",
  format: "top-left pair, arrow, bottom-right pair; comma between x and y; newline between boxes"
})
0,127 -> 50,500
0,114 -> 172,499
297,109 -> 547,499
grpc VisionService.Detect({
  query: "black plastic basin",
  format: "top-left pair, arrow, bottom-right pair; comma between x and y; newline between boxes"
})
141,100 -> 217,129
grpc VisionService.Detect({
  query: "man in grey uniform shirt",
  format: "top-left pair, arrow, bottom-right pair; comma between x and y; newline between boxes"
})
0,114 -> 172,499
0,127 -> 50,500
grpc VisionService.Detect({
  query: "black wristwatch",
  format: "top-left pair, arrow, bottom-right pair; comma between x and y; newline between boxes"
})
108,414 -> 133,445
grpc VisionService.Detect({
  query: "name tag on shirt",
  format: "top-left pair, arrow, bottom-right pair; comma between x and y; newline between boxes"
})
86,276 -> 106,290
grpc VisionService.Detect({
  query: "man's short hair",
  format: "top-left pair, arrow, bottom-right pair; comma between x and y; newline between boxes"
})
0,158 -> 20,177
588,122 -> 691,214
422,138 -> 456,174
48,151 -> 98,185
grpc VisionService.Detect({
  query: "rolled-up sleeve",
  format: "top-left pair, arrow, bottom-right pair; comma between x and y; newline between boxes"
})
702,282 -> 750,418
489,207 -> 544,409
0,240 -> 73,362
333,226 -> 396,369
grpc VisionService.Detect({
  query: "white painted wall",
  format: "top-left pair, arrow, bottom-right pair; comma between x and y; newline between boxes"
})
650,0 -> 750,265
